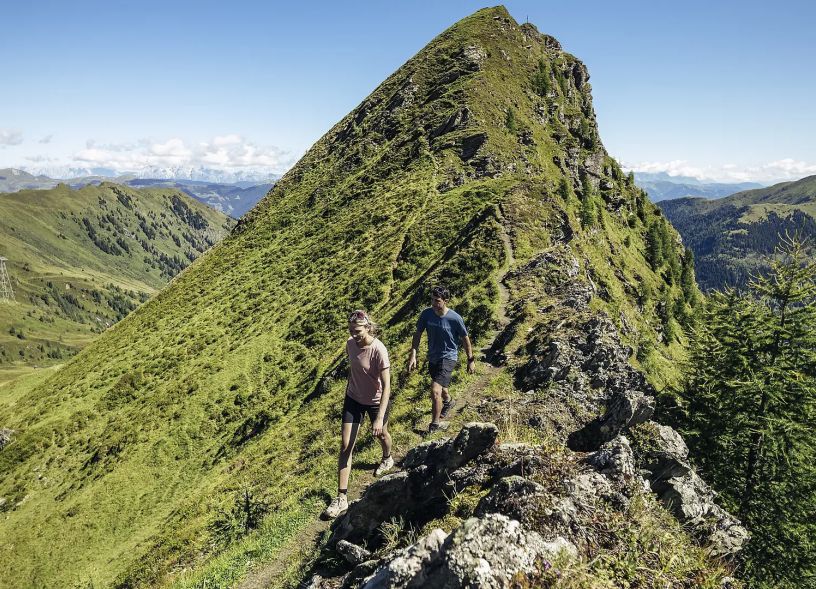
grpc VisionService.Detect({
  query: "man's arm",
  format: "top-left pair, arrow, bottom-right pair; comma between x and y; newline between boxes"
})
462,335 -> 475,373
373,367 -> 391,436
408,329 -> 422,372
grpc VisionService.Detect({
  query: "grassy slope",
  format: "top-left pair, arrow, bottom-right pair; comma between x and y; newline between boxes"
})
0,183 -> 234,376
0,8 -> 702,588
659,175 -> 816,290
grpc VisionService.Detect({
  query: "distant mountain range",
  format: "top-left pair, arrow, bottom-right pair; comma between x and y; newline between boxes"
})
635,172 -> 764,202
0,168 -> 278,217
659,175 -> 816,290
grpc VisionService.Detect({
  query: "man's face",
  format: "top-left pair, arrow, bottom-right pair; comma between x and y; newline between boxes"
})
431,295 -> 446,312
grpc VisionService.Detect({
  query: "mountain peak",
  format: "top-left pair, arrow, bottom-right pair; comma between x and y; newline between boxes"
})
0,8 -> 734,588
242,5 -> 605,232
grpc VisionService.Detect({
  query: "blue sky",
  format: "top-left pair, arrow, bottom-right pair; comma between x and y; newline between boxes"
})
1,0 -> 814,182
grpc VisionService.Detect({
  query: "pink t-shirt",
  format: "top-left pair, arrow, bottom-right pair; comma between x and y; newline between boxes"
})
346,337 -> 390,405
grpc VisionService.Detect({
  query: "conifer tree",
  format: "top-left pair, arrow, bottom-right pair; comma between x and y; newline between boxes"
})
680,236 -> 816,589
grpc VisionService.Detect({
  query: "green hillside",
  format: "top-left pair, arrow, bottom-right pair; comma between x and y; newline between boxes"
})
659,175 -> 816,290
0,8 -> 715,588
0,182 -> 235,380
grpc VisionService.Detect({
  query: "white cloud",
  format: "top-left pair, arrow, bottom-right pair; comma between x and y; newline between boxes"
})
0,129 -> 23,147
621,158 -> 816,184
25,155 -> 58,163
69,134 -> 295,176
38,134 -> 53,144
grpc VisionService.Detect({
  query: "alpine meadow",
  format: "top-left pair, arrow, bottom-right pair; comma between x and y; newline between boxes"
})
0,6 -> 794,588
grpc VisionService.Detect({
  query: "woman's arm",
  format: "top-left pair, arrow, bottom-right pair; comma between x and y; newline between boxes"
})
373,366 -> 391,436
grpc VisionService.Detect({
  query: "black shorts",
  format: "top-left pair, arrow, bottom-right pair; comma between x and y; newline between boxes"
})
428,358 -> 457,388
342,395 -> 390,425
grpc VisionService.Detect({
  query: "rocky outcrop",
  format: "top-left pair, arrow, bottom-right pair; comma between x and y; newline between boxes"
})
0,428 -> 13,450
628,422 -> 749,557
309,412 -> 744,588
330,423 -> 499,546
362,515 -> 571,589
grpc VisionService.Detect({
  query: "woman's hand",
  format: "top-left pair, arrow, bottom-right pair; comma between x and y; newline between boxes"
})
373,418 -> 384,437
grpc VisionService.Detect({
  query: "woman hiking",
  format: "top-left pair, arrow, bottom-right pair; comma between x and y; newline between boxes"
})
322,309 -> 394,519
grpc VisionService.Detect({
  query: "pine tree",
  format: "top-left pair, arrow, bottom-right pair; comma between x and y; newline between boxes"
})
645,221 -> 664,269
579,189 -> 597,229
680,237 -> 816,588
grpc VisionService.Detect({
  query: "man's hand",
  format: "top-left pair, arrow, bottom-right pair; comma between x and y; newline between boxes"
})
408,351 -> 417,372
373,418 -> 384,437
467,357 -> 476,374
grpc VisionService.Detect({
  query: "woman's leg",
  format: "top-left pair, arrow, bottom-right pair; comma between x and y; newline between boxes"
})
377,423 -> 393,460
338,420 -> 361,492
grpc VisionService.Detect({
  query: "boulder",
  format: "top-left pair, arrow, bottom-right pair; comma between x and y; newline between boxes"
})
363,515 -> 575,589
0,428 -> 13,450
330,423 -> 498,546
337,540 -> 373,566
567,389 -> 655,451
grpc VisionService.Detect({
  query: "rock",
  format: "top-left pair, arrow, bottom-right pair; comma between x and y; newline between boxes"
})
460,133 -> 487,161
337,540 -> 372,566
362,528 -> 448,588
365,515 -> 574,589
568,389 -> 655,451
636,423 -> 692,482
474,476 -> 545,523
331,424 -> 498,546
0,428 -> 13,450
584,435 -> 636,480
462,45 -> 487,69
430,107 -> 471,139
651,471 -> 748,558
434,515 -> 570,588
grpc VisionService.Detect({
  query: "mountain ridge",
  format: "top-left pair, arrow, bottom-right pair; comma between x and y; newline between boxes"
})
0,7 -> 737,588
0,169 -> 278,217
659,175 -> 816,290
0,182 -> 234,377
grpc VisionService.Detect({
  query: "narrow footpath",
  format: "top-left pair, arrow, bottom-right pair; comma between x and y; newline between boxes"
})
237,212 -> 516,589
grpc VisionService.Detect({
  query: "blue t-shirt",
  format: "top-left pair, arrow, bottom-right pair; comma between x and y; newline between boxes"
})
417,308 -> 468,362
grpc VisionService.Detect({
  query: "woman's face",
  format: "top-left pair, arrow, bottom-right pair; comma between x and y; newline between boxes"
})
349,323 -> 370,345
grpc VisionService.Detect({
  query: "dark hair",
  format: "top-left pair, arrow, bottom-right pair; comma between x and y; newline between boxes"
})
431,285 -> 450,300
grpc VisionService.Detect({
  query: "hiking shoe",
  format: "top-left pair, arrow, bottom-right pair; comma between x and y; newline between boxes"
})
440,397 -> 456,418
428,421 -> 450,434
374,455 -> 395,477
321,494 -> 348,519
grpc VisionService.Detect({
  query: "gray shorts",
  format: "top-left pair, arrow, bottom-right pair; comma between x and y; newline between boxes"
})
428,358 -> 456,387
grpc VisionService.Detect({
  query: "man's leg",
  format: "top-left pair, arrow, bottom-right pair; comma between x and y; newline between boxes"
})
441,386 -> 451,403
431,380 -> 444,423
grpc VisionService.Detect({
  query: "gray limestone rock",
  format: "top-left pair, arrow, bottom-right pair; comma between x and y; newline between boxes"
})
0,428 -> 13,450
585,435 -> 636,480
568,389 -> 655,451
364,515 -> 575,589
474,475 -> 545,523
362,528 -> 448,588
652,470 -> 748,557
337,540 -> 373,566
330,423 -> 498,546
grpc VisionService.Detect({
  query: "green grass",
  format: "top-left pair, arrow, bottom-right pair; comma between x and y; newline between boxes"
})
0,7 -> 709,588
0,183 -> 234,370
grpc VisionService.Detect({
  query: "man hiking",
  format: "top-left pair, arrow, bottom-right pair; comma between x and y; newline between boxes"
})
408,285 -> 475,432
